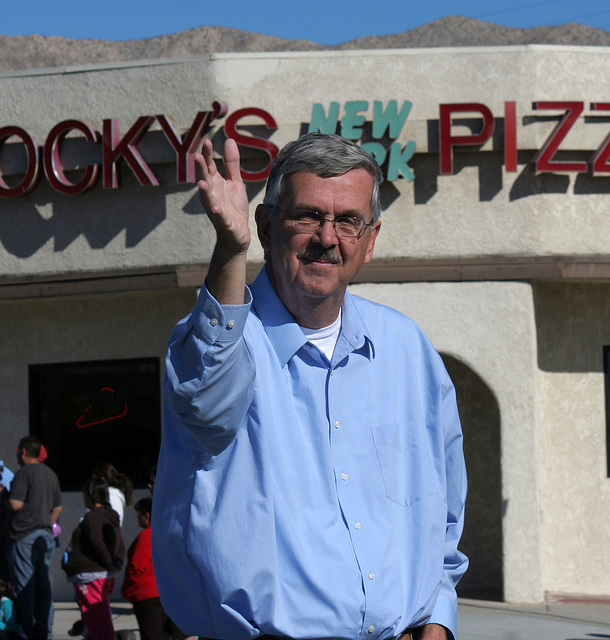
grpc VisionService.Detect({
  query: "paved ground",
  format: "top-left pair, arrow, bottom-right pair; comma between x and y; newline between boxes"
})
53,602 -> 137,640
51,599 -> 610,640
458,599 -> 610,640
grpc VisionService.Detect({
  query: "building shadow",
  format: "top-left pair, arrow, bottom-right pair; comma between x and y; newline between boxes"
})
442,354 -> 504,601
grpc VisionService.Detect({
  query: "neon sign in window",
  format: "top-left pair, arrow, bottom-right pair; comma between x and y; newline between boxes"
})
29,358 -> 160,490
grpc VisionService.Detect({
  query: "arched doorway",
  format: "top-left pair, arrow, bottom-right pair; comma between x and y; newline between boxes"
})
442,354 -> 503,601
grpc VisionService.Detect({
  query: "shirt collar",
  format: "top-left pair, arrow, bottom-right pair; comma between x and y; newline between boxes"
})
250,267 -> 375,367
334,286 -> 375,363
250,268 -> 307,367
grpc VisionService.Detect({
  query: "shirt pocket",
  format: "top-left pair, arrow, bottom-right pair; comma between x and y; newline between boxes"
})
371,421 -> 440,507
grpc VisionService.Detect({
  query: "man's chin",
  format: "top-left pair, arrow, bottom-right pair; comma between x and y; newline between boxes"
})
296,274 -> 342,300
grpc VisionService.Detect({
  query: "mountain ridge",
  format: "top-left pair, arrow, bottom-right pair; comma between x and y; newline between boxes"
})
1,15 -> 609,72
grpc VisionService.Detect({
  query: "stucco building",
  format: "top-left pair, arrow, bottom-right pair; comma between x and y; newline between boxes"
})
1,44 -> 609,603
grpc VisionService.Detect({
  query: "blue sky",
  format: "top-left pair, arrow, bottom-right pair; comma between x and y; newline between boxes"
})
3,0 -> 610,43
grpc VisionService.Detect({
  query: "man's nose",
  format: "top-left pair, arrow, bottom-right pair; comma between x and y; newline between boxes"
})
314,217 -> 339,244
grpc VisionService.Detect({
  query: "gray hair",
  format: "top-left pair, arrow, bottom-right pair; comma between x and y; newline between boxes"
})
263,133 -> 383,222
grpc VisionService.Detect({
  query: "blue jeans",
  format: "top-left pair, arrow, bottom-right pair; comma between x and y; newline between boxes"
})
8,529 -> 55,640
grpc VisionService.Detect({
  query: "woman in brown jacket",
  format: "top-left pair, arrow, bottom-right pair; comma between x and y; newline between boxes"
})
62,477 -> 125,640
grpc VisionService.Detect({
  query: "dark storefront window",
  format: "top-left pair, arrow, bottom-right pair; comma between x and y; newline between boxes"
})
606,347 -> 610,477
29,358 -> 161,490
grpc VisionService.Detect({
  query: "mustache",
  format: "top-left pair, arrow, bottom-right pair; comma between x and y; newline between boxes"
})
297,245 -> 342,264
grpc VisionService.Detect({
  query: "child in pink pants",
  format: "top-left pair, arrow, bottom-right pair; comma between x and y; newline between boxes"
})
62,477 -> 125,640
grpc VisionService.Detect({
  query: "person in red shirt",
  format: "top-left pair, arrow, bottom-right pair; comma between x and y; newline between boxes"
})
121,499 -> 169,640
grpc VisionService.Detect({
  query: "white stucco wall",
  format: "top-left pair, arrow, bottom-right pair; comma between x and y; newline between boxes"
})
534,282 -> 610,598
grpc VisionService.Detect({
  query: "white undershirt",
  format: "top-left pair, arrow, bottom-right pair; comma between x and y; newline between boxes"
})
299,310 -> 342,361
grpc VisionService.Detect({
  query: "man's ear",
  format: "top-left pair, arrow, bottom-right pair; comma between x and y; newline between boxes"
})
255,204 -> 272,252
363,221 -> 381,265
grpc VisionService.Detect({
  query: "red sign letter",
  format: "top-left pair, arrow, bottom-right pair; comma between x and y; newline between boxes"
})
439,103 -> 495,175
224,108 -> 279,182
157,102 -> 228,183
532,101 -> 586,174
504,102 -> 517,172
590,103 -> 610,175
102,116 -> 157,189
43,120 -> 101,195
0,126 -> 39,198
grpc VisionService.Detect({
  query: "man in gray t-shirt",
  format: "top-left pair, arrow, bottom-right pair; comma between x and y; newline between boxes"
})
7,436 -> 62,640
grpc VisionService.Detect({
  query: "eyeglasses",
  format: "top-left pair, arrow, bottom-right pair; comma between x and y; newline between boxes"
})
269,206 -> 373,239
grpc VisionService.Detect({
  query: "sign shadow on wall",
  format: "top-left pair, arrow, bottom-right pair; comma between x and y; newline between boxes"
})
0,164 -> 195,258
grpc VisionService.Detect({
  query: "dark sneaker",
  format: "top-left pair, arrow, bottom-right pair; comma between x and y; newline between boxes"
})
68,620 -> 84,637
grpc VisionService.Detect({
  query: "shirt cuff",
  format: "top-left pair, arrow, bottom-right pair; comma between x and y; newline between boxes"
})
427,595 -> 457,640
190,282 -> 252,343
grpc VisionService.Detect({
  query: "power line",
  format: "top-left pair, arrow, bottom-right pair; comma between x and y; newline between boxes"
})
561,9 -> 610,22
476,0 -> 610,29
478,0 -> 561,19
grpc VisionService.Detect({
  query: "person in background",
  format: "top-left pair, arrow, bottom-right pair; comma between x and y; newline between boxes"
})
69,463 -> 133,639
92,463 -> 133,527
0,462 -> 15,581
7,436 -> 61,640
0,578 -> 25,640
121,498 -> 170,640
0,462 -> 14,492
62,477 -> 125,640
0,579 -> 26,640
146,467 -> 156,496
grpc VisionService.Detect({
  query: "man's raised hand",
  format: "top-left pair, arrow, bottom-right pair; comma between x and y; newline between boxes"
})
195,138 -> 251,305
195,137 -> 251,257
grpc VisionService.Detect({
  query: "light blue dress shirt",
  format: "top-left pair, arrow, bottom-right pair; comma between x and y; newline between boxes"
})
152,268 -> 468,640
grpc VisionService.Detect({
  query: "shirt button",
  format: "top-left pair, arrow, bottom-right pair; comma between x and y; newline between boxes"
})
210,317 -> 219,326
227,320 -> 235,329
334,421 -> 340,429
368,625 -> 375,634
354,522 -> 361,530
368,572 -> 375,580
341,473 -> 348,481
